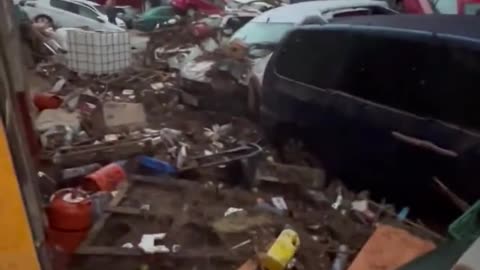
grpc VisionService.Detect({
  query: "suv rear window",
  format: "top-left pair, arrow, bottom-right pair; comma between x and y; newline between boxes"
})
275,29 -> 480,130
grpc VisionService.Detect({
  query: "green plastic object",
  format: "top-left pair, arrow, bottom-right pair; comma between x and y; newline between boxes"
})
449,200 -> 480,240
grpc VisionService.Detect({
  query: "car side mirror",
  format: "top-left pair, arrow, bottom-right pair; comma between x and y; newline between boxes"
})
96,16 -> 105,23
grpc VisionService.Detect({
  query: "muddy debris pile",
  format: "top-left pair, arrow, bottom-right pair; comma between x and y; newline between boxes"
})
144,21 -> 253,116
31,27 -> 443,270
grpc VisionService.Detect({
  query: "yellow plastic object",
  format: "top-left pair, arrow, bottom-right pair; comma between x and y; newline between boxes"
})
261,229 -> 300,270
0,122 -> 41,270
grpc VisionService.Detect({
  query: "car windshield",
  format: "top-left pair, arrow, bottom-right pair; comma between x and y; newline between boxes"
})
231,22 -> 294,45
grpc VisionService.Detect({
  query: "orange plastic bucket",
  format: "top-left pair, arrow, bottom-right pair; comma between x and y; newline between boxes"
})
84,163 -> 126,191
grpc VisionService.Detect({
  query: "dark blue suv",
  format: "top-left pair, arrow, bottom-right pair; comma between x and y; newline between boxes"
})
261,15 -> 480,205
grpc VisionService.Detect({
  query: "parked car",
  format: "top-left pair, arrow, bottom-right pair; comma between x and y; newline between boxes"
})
170,0 -> 223,16
133,6 -> 178,31
228,0 -> 397,116
17,0 -> 125,30
261,15 -> 480,204
81,1 -> 127,27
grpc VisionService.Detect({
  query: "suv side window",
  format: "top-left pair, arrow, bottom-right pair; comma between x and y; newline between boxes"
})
276,30 -> 435,116
437,44 -> 480,129
275,29 -> 480,130
343,33 -> 480,130
275,29 -> 352,90
338,32 -> 442,118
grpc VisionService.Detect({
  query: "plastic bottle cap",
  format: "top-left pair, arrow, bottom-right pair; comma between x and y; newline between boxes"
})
338,245 -> 348,252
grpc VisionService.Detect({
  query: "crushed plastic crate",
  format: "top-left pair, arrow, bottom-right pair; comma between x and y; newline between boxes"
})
449,200 -> 480,240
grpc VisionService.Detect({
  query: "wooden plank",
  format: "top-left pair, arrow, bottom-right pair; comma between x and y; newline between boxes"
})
257,161 -> 326,189
105,206 -> 144,216
76,246 -> 143,256
77,246 -> 239,261
78,182 -> 130,250
105,206 -> 163,218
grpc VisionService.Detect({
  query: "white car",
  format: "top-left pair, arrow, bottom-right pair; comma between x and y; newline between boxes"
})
229,0 -> 398,115
17,0 -> 125,31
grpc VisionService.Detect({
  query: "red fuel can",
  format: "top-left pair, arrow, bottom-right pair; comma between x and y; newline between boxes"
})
33,93 -> 63,111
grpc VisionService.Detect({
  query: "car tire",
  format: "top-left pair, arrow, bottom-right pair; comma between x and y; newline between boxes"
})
247,77 -> 261,120
34,15 -> 53,28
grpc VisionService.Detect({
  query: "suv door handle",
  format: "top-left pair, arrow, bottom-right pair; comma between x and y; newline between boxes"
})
26,2 -> 36,7
391,131 -> 458,158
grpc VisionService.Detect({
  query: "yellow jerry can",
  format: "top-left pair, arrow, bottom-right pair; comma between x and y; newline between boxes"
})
260,229 -> 300,270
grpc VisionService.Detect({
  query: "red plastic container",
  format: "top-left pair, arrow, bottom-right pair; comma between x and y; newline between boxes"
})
33,93 -> 63,111
84,163 -> 126,192
46,188 -> 92,231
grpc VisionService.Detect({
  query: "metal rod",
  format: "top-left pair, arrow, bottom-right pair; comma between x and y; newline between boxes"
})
433,177 -> 470,212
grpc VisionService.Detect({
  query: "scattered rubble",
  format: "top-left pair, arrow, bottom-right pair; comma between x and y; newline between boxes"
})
35,59 -> 443,270
26,10 -> 448,270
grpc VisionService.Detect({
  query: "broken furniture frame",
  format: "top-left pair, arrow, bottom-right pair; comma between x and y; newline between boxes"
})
41,135 -> 159,167
76,176 -> 241,262
179,143 -> 263,172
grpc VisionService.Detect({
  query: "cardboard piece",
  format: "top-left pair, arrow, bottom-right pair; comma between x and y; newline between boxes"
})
348,224 -> 436,270
102,102 -> 147,132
